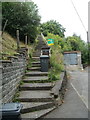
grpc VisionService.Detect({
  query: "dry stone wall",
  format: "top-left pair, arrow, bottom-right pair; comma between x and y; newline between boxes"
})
0,48 -> 28,103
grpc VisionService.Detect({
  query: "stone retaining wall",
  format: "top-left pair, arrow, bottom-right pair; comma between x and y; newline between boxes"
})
0,48 -> 28,103
51,71 -> 68,106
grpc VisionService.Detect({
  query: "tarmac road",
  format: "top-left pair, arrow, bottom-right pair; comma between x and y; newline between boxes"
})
42,68 -> 89,119
69,69 -> 88,109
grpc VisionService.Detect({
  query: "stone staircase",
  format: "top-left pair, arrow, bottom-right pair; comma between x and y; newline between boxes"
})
17,35 -> 56,119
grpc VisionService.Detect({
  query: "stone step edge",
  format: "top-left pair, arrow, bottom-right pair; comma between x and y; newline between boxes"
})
21,102 -> 55,114
25,73 -> 48,76
31,65 -> 41,67
27,67 -> 41,70
19,86 -> 53,91
22,79 -> 51,83
38,106 -> 56,119
21,106 -> 56,119
32,62 -> 40,64
18,97 -> 54,102
19,83 -> 54,91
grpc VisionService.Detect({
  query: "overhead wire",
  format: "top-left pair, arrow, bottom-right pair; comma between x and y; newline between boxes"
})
70,0 -> 87,33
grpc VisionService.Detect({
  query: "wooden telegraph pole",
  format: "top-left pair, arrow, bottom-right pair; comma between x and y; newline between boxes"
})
16,29 -> 20,50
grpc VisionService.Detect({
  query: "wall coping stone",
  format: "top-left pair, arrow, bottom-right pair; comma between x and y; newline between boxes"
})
0,60 -> 12,63
7,56 -> 18,59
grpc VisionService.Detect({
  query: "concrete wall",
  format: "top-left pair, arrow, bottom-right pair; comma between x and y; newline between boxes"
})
0,48 -> 28,103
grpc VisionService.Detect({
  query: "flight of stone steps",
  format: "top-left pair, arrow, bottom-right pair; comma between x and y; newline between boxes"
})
17,35 -> 56,119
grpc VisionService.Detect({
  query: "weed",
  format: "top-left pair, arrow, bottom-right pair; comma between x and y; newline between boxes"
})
12,91 -> 20,102
20,81 -> 24,85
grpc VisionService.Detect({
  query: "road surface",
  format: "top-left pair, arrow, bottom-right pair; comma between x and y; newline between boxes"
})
42,67 -> 89,119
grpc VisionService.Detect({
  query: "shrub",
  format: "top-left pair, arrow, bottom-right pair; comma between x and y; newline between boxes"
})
46,33 -> 64,81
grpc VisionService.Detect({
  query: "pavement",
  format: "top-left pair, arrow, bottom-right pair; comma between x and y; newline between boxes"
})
43,68 -> 89,119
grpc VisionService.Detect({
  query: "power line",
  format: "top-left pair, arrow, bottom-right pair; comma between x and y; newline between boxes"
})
71,0 -> 87,33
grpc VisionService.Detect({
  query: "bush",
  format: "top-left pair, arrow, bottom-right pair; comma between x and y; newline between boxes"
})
46,33 -> 64,80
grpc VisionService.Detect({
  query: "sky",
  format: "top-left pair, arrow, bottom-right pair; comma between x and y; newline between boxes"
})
30,0 -> 89,42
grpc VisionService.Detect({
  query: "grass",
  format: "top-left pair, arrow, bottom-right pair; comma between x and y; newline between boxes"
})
0,32 -> 36,60
1,32 -> 25,56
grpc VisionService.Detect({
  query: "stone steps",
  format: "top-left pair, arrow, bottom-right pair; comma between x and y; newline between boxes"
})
31,62 -> 41,67
21,102 -> 55,114
21,106 -> 56,119
32,57 -> 40,61
33,52 -> 41,57
32,62 -> 40,64
25,72 -> 48,76
19,36 -> 57,119
18,91 -> 54,102
33,55 -> 41,57
27,67 -> 41,71
23,76 -> 49,83
20,83 -> 54,91
31,64 -> 41,67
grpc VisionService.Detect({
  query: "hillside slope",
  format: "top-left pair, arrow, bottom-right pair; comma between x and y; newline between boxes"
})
0,32 -> 36,60
1,32 -> 25,56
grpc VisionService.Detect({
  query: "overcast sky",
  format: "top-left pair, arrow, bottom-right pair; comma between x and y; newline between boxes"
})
31,0 -> 89,42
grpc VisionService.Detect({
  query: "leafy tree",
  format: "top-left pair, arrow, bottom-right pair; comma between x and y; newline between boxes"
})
2,2 -> 41,42
40,20 -> 65,37
66,34 -> 89,65
66,34 -> 85,51
46,33 -> 72,52
46,33 -> 89,65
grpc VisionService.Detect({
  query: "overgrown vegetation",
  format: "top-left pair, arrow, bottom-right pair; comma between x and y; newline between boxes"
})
1,32 -> 25,57
0,32 -> 38,61
45,32 -> 89,80
2,2 -> 41,43
40,20 -> 65,37
65,34 -> 89,65
45,32 -> 89,66
46,33 -> 64,80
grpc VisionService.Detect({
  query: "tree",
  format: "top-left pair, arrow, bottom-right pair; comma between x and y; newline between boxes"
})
40,20 -> 65,37
46,33 -> 72,52
2,2 -> 41,42
66,34 -> 89,65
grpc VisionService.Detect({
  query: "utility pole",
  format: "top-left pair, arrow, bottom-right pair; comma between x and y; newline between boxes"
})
87,31 -> 89,43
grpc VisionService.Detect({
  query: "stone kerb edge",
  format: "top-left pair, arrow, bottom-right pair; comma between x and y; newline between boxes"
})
52,71 -> 68,107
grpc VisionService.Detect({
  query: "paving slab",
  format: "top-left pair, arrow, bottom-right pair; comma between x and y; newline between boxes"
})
20,83 -> 54,90
25,72 -> 48,76
18,91 -> 53,102
21,102 -> 55,114
21,107 -> 56,119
